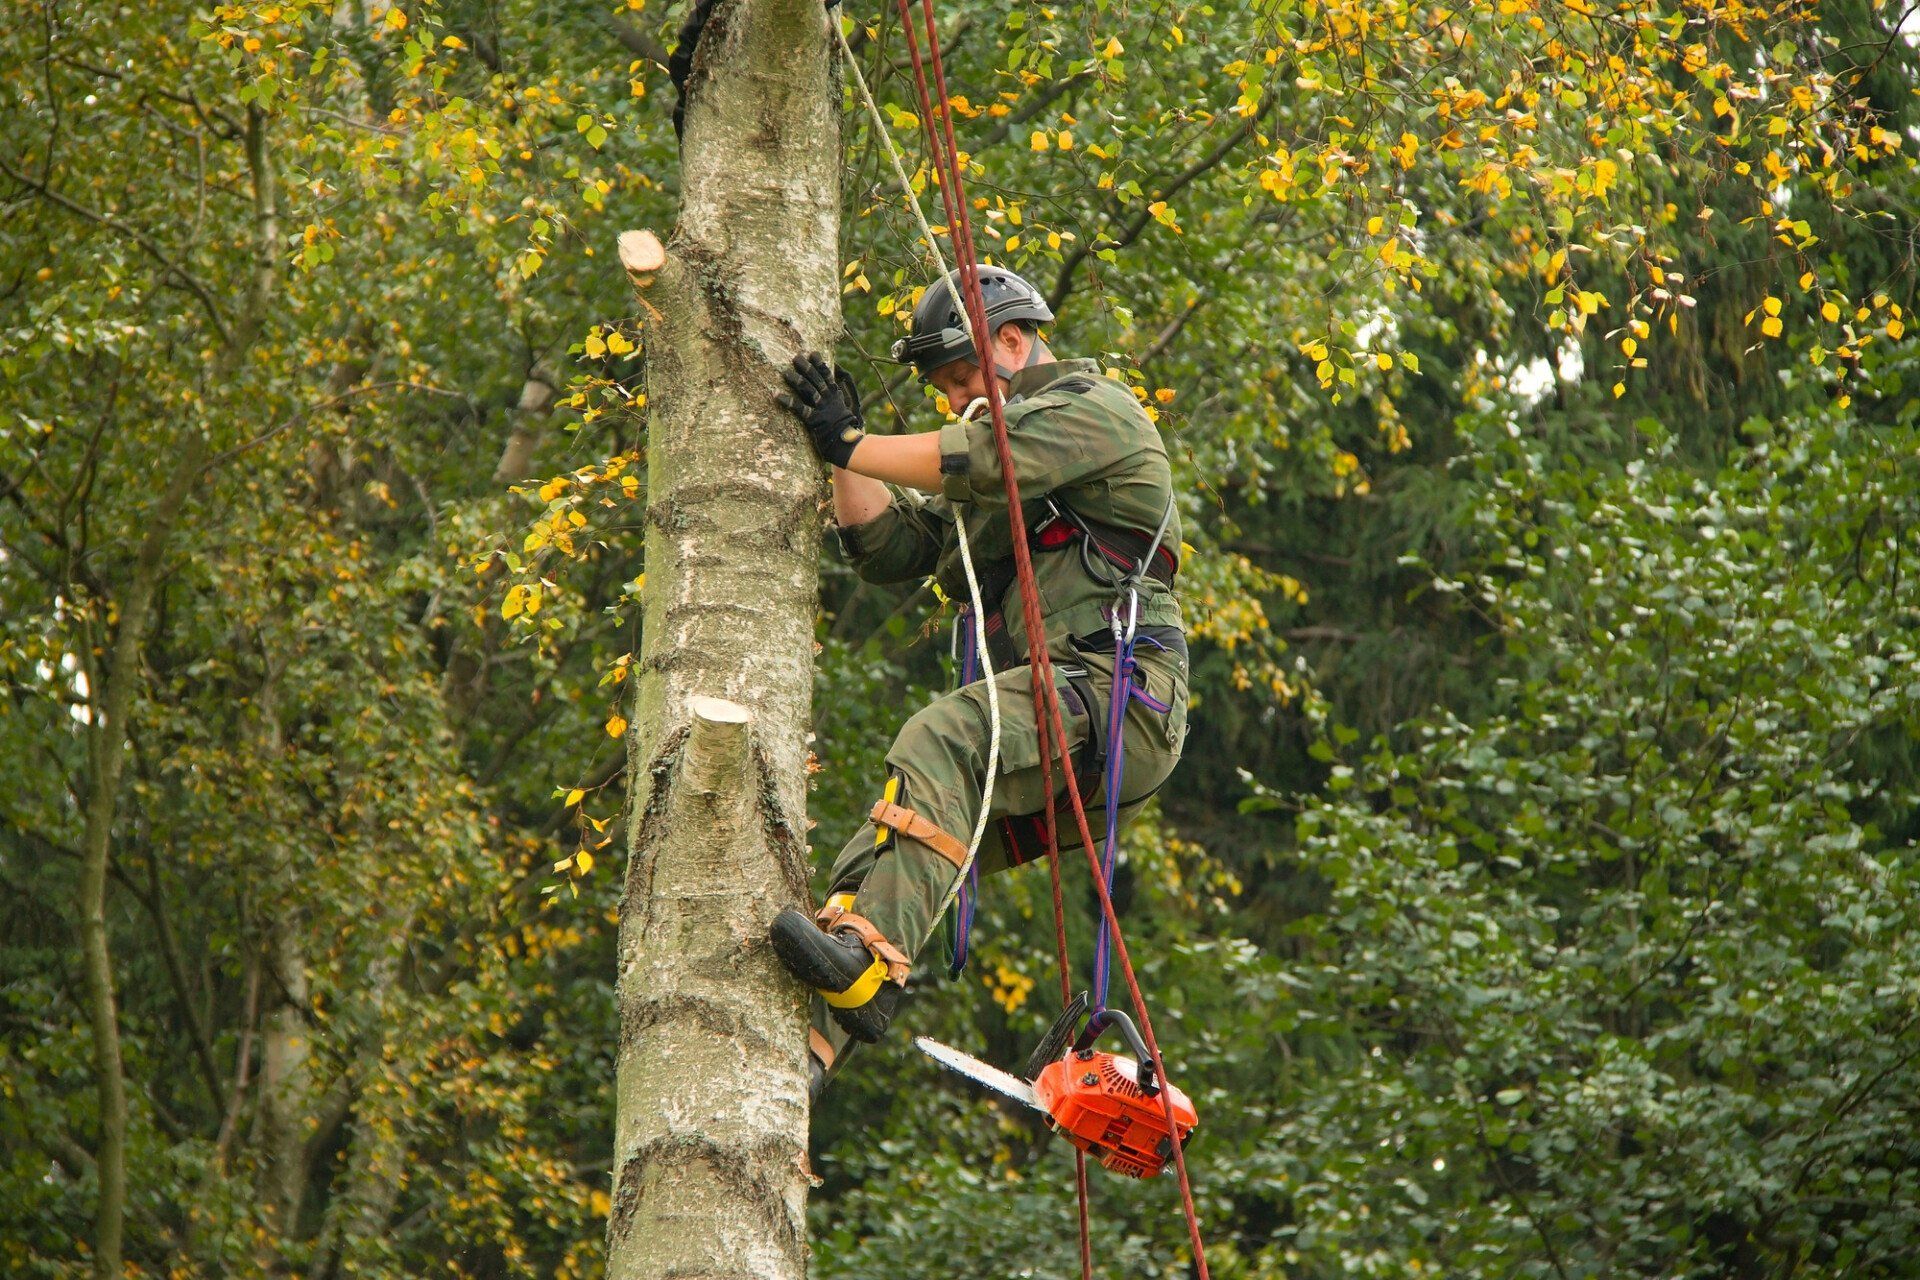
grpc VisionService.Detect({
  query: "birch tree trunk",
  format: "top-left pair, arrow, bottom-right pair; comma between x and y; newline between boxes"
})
609,2 -> 840,1277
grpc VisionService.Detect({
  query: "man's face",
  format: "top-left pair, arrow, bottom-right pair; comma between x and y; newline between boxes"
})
926,324 -> 1030,411
926,356 -> 988,411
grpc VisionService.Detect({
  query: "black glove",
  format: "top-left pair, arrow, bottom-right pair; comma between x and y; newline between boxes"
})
777,352 -> 866,469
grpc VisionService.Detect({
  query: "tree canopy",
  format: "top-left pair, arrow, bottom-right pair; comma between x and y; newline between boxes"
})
2,0 -> 1915,1276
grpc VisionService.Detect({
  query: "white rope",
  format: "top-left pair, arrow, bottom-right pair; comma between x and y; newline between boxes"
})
834,16 -> 1000,917
943,397 -> 1002,905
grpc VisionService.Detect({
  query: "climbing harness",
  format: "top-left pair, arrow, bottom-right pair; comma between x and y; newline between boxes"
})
833,2 -> 1211,1273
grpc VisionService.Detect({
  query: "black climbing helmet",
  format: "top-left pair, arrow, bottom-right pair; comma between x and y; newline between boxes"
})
891,266 -> 1055,379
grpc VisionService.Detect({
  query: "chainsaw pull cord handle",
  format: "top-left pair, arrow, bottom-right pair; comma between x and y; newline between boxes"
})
1073,1008 -> 1161,1097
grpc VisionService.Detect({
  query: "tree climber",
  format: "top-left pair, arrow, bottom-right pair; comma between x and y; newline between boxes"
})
771,266 -> 1190,1100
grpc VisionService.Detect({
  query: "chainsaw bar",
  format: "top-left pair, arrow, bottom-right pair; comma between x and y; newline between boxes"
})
915,1037 -> 1046,1113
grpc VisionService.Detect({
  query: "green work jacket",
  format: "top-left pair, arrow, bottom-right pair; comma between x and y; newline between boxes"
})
837,358 -> 1185,661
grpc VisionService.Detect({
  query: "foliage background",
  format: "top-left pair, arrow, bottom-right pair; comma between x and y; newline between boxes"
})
2,0 -> 1915,1276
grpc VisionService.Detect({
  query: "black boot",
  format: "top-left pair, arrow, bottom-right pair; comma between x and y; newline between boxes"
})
771,907 -> 903,1043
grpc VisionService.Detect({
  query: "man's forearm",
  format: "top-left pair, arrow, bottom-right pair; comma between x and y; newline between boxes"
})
847,431 -> 942,493
831,466 -> 891,526
832,430 -> 944,528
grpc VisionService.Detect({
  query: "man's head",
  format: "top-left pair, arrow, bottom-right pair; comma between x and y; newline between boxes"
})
893,266 -> 1056,401
925,321 -> 1053,408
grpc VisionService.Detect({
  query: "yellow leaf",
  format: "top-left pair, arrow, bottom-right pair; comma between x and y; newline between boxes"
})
1057,130 -> 1073,150
1005,235 -> 1021,252
566,788 -> 585,807
1798,271 -> 1814,290
1890,317 -> 1907,339
1612,382 -> 1625,398
385,6 -> 407,29
1155,387 -> 1177,403
501,585 -> 527,620
1821,301 -> 1840,323
1101,36 -> 1123,57
575,848 -> 595,875
605,714 -> 628,738
1375,352 -> 1393,370
584,331 -> 607,358
606,331 -> 634,354
1762,295 -> 1782,317
555,855 -> 574,873
1761,315 -> 1783,338
1030,131 -> 1050,152
442,35 -> 465,49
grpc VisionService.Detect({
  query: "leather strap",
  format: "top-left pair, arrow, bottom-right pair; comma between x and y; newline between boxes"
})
814,903 -> 912,985
808,1028 -> 836,1071
870,798 -> 971,871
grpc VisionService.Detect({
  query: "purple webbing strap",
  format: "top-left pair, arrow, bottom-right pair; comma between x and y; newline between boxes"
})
1098,637 -> 1136,1005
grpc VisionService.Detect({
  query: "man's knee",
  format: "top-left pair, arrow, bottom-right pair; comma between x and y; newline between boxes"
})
888,695 -> 990,789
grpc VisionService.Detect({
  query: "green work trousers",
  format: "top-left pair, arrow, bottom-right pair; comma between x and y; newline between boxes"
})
811,637 -> 1189,1081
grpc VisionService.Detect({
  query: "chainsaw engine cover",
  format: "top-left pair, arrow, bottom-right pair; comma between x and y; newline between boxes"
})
1033,1050 -> 1198,1179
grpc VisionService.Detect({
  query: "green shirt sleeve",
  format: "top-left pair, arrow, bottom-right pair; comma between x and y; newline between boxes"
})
936,378 -> 1143,511
835,487 -> 952,584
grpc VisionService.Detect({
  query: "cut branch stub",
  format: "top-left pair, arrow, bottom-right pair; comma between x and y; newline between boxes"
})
682,696 -> 751,799
619,229 -> 666,289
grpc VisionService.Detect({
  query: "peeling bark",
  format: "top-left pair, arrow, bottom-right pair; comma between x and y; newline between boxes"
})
609,4 -> 840,1272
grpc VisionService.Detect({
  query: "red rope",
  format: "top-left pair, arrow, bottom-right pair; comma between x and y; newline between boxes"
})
891,3 -> 1210,1275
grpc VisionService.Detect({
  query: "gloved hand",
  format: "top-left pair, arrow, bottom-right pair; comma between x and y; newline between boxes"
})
777,352 -> 866,469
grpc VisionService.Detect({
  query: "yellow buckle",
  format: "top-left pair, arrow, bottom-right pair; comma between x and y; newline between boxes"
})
821,956 -> 890,1009
874,775 -> 903,851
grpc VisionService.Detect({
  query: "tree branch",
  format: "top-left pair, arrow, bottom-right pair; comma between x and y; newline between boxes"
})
0,154 -> 234,347
1047,103 -> 1273,315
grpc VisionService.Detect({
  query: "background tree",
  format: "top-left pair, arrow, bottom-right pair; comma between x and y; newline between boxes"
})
2,0 -> 1914,1277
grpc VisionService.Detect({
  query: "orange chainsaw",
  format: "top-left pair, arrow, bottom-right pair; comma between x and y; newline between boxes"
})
917,994 -> 1198,1179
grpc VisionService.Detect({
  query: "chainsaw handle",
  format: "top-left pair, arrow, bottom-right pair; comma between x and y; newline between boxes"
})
1073,1009 -> 1161,1096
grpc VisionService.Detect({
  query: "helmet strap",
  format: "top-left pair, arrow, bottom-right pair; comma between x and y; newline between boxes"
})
990,328 -> 1045,382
